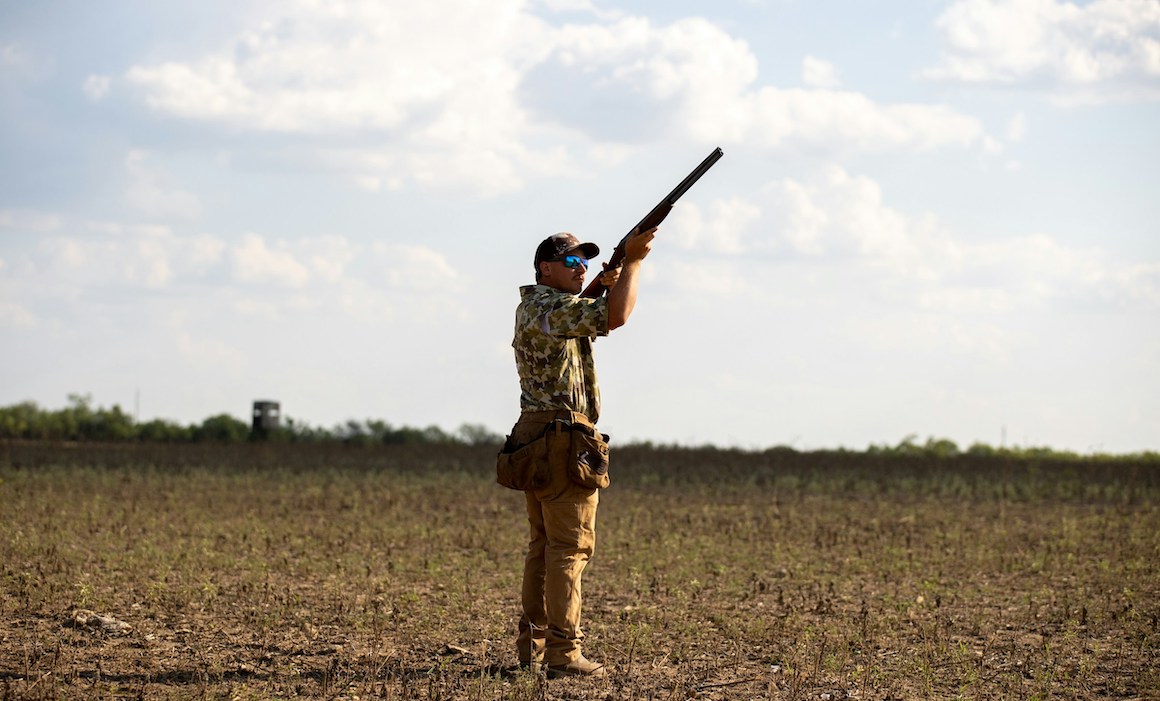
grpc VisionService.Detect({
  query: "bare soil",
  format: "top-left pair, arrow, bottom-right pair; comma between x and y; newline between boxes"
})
2,442 -> 1157,699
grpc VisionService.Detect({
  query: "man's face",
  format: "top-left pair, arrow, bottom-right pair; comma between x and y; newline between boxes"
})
539,250 -> 589,294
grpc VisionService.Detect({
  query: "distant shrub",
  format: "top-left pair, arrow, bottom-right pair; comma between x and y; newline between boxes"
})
0,394 -> 133,441
192,414 -> 250,443
137,419 -> 193,443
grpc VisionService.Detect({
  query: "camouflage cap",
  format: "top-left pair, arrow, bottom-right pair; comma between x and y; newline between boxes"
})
534,232 -> 600,271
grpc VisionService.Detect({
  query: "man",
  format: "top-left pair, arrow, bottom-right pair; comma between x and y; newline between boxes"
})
507,226 -> 656,678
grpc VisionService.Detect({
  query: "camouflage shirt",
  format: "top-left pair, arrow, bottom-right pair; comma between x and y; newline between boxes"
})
513,284 -> 609,423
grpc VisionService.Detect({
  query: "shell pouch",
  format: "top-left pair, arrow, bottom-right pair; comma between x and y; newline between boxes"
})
561,421 -> 610,490
496,434 -> 551,491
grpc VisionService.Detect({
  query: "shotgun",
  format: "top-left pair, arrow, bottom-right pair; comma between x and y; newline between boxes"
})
580,147 -> 724,298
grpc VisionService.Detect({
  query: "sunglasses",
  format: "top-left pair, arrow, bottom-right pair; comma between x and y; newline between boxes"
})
551,254 -> 589,269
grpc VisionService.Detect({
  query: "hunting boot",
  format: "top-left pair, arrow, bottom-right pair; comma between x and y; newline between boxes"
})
546,655 -> 607,679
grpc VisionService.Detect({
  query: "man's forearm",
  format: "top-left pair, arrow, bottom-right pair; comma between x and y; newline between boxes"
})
607,260 -> 642,330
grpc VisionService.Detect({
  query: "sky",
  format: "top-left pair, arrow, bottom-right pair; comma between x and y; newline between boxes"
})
1,0 -> 1158,453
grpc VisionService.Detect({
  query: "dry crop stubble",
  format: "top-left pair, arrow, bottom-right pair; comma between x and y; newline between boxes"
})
1,441 -> 1157,699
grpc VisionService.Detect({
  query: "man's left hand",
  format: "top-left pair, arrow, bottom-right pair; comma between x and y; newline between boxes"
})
601,263 -> 622,290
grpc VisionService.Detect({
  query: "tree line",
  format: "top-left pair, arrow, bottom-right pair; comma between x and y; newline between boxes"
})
1,396 -> 1156,460
0,395 -> 503,446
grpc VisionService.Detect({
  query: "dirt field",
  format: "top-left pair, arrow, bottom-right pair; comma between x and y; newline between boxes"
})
2,442 -> 1157,700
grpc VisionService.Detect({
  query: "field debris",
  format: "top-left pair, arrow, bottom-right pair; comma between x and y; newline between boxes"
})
442,643 -> 472,656
65,609 -> 132,636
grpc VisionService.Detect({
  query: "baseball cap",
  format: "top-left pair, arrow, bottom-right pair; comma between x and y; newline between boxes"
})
534,232 -> 600,270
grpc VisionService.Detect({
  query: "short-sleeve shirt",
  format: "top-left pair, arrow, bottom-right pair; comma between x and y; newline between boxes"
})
513,284 -> 610,423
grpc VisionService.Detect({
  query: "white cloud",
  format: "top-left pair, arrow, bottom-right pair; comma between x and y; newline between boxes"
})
683,166 -> 1158,313
228,233 -> 359,290
749,90 -> 989,151
122,3 -> 998,195
1,44 -> 28,67
0,257 -> 30,327
1118,262 -> 1160,305
802,55 -> 841,88
0,256 -> 31,327
4,214 -> 464,317
124,150 -> 202,219
302,235 -> 355,284
176,330 -> 248,375
757,167 -> 920,264
125,1 -> 556,195
667,197 -> 760,254
667,258 -> 759,297
1006,111 -> 1028,141
924,0 -> 1160,103
0,209 -> 61,232
83,74 -> 111,100
0,300 -> 37,327
231,233 -> 313,288
541,17 -> 994,153
759,179 -> 830,255
848,311 -> 1016,363
538,0 -> 624,20
27,222 -> 180,291
370,242 -> 459,291
0,43 -> 47,82
185,234 -> 228,270
9,221 -> 215,294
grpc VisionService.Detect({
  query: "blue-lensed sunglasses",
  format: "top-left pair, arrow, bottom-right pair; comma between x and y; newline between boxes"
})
551,254 -> 589,269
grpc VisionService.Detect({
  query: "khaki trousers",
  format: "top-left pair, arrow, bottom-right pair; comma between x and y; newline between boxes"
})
512,410 -> 599,666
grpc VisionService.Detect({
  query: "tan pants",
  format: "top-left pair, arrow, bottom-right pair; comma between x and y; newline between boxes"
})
511,410 -> 600,666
